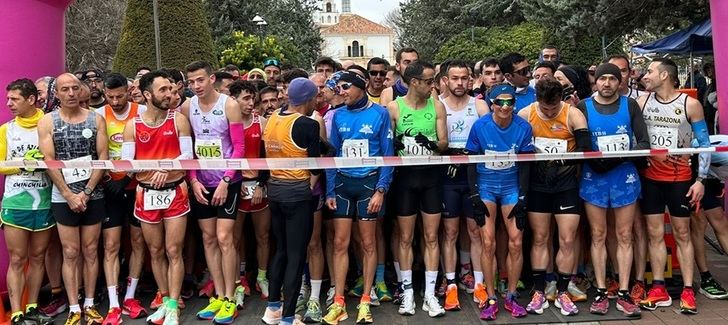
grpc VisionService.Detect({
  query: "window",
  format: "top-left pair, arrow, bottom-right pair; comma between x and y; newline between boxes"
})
326,2 -> 332,12
352,41 -> 360,57
320,16 -> 323,23
348,46 -> 352,57
335,16 -> 338,23
360,45 -> 364,57
327,16 -> 331,24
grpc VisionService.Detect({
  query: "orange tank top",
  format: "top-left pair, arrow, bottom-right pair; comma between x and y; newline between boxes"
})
106,103 -> 139,182
262,111 -> 309,180
527,102 -> 576,153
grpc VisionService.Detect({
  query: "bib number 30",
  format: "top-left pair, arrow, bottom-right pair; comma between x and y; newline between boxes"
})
143,188 -> 176,211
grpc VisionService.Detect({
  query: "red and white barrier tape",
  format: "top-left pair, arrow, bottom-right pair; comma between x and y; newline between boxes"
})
7,146 -> 727,171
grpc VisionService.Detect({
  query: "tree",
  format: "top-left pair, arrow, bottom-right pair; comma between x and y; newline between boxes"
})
205,0 -> 322,68
113,0 -> 216,77
65,0 -> 128,72
398,0 -> 475,62
435,23 -> 545,63
219,32 -> 288,71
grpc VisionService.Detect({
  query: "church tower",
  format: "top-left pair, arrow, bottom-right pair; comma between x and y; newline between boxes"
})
315,0 -> 340,26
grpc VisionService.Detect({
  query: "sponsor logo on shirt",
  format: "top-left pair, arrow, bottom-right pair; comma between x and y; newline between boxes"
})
359,124 -> 373,134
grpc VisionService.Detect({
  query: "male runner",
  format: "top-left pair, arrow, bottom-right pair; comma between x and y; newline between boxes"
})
122,70 -> 193,325
264,59 -> 282,87
38,73 -> 109,325
258,87 -> 280,118
97,73 -> 149,324
638,58 -> 711,314
465,84 -> 532,320
1,79 -> 54,325
606,55 -> 647,100
260,78 -> 321,325
499,53 -> 535,112
83,69 -> 107,110
380,48 -> 419,106
181,61 -> 245,324
321,71 -> 394,324
387,61 -> 448,318
439,60 -> 489,311
577,63 -> 648,317
366,58 -> 389,104
474,58 -> 504,100
518,78 -> 589,316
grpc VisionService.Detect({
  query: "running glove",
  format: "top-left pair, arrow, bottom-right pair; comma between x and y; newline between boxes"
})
469,194 -> 489,226
105,175 -> 132,198
509,195 -> 528,230
415,132 -> 438,151
393,134 -> 405,151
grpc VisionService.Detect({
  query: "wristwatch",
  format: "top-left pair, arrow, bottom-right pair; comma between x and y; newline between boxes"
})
376,187 -> 386,194
222,176 -> 232,184
696,176 -> 705,183
83,187 -> 93,195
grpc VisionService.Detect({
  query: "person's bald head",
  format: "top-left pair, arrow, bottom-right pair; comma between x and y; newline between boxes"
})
55,73 -> 83,109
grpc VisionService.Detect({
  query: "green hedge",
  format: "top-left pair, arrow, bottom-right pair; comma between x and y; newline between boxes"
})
113,0 -> 216,77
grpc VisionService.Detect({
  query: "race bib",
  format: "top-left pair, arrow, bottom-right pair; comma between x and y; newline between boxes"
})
649,128 -> 678,149
597,134 -> 630,152
62,155 -> 92,184
482,150 -> 515,170
195,138 -> 223,159
534,137 -> 567,154
143,188 -> 176,211
402,136 -> 432,156
342,139 -> 369,158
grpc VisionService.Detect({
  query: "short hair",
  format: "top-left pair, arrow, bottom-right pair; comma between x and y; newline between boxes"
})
366,57 -> 390,71
446,60 -> 470,74
314,57 -> 336,70
252,80 -> 268,92
185,60 -> 214,75
534,61 -> 557,75
161,68 -> 185,84
35,76 -> 53,87
281,68 -> 309,83
542,45 -> 559,53
499,53 -> 527,75
403,61 -> 435,84
228,80 -> 258,98
139,70 -> 172,93
104,73 -> 128,90
258,86 -> 279,100
224,64 -> 239,72
136,66 -> 152,74
395,47 -> 419,63
213,71 -> 233,89
604,54 -> 631,69
347,65 -> 370,80
6,78 -> 38,102
652,57 -> 679,85
481,58 -> 500,69
535,78 -> 563,105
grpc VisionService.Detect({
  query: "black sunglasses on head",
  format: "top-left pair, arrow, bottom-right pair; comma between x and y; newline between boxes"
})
369,70 -> 387,77
512,66 -> 530,77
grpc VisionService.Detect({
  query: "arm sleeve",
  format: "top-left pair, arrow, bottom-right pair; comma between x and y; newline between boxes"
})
223,122 -> 245,179
377,110 -> 394,191
176,136 -> 194,160
692,119 -> 711,178
518,127 -> 534,196
120,141 -> 139,173
628,99 -> 651,150
0,124 -> 21,175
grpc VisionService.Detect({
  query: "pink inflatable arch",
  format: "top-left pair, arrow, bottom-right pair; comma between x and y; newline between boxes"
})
0,0 -> 73,293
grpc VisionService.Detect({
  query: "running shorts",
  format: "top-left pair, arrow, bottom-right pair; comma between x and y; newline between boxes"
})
332,173 -> 382,221
52,198 -> 106,227
395,167 -> 443,216
190,181 -> 242,220
640,178 -> 693,218
580,162 -> 640,209
0,208 -> 55,231
134,181 -> 191,224
527,188 -> 581,215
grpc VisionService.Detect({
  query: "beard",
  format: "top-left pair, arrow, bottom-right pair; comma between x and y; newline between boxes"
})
152,95 -> 170,110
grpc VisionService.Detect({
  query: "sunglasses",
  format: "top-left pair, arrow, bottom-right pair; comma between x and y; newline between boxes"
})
493,98 -> 515,107
369,70 -> 387,77
337,83 -> 354,91
512,66 -> 530,77
264,59 -> 280,67
415,77 -> 435,85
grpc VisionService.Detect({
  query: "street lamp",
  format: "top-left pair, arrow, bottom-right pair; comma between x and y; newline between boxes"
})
252,15 -> 267,35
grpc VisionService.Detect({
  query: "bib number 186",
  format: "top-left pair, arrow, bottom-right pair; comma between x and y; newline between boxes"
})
143,188 -> 176,211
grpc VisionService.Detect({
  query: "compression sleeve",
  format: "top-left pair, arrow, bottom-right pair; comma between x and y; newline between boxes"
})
518,162 -> 531,197
120,142 -> 138,173
0,124 -> 21,175
176,136 -> 194,160
692,119 -> 711,178
574,129 -> 591,152
377,111 -> 394,192
223,122 -> 245,179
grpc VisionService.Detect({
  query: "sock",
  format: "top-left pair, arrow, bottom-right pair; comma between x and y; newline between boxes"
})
445,272 -> 456,285
258,269 -> 267,282
281,316 -> 294,325
166,298 -> 178,310
108,286 -> 120,308
557,273 -> 571,293
401,270 -> 413,293
653,280 -> 666,288
533,270 -> 546,292
394,262 -> 402,282
425,271 -> 438,297
375,264 -> 385,283
11,311 -> 22,320
83,298 -> 94,308
474,271 -> 484,286
69,304 -> 81,313
25,303 -> 37,313
334,295 -> 345,306
125,277 -> 139,300
267,301 -> 281,310
310,280 -> 322,300
51,286 -> 63,296
684,285 -> 693,290
544,273 -> 556,283
239,261 -> 247,276
701,271 -> 713,282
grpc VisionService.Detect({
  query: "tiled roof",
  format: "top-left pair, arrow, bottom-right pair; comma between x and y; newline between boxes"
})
321,14 -> 392,35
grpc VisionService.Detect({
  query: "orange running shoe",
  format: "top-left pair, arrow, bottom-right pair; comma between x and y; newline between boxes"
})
680,287 -> 697,314
444,284 -> 460,311
639,286 -> 672,310
473,283 -> 487,309
630,281 -> 646,303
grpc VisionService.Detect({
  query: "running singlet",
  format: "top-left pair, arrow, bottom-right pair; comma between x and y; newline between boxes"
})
2,118 -> 51,210
102,102 -> 142,181
394,96 -> 438,157
368,91 -> 381,104
465,113 -> 534,188
189,94 -> 240,187
584,96 -> 634,151
133,110 -> 185,184
51,110 -> 103,202
444,97 -> 479,149
642,92 -> 693,182
242,115 -> 263,179
526,102 -> 578,191
263,111 -> 310,180
329,103 -> 392,178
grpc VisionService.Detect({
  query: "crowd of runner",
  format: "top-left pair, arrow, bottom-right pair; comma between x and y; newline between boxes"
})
2,45 -> 727,325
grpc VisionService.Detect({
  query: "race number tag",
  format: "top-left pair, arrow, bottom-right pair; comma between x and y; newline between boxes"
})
597,134 -> 630,152
195,138 -> 223,159
11,157 -> 43,183
143,188 -> 176,211
62,155 -> 92,184
402,136 -> 432,156
534,137 -> 567,153
241,181 -> 257,200
649,128 -> 678,149
342,139 -> 369,158
482,150 -> 515,170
